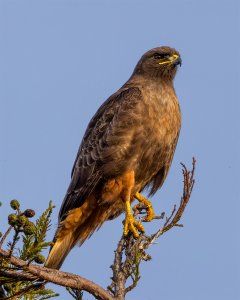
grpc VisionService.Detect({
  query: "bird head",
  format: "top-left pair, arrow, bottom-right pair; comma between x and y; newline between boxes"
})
134,46 -> 181,81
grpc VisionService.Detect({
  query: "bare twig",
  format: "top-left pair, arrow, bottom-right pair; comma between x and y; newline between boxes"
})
111,238 -> 126,300
145,157 -> 196,248
0,226 -> 12,248
8,230 -> 20,258
109,158 -> 196,298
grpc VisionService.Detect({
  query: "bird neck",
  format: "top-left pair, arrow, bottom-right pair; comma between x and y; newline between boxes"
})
125,74 -> 175,90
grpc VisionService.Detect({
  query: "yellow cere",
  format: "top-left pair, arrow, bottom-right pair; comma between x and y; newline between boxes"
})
159,54 -> 179,65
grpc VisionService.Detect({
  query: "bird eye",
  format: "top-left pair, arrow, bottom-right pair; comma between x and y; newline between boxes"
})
153,53 -> 169,59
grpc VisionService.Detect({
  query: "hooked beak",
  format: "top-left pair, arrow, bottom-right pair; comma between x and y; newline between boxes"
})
170,54 -> 182,67
172,55 -> 182,67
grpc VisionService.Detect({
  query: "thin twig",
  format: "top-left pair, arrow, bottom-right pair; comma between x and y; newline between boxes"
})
145,157 -> 196,248
0,226 -> 12,248
8,230 -> 19,257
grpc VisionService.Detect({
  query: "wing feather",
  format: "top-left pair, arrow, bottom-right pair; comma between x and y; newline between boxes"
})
59,87 -> 142,220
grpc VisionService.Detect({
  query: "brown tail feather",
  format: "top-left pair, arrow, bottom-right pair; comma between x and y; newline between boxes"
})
45,195 -> 97,269
44,230 -> 75,269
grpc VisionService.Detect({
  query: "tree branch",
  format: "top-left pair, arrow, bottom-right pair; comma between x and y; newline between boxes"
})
108,158 -> 196,298
0,269 -> 36,281
0,248 -> 113,300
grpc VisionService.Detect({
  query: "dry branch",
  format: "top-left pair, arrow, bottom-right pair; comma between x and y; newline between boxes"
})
0,247 -> 113,300
107,158 -> 196,299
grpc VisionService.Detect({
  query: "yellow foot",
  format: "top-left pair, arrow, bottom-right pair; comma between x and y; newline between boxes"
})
124,199 -> 144,238
134,192 -> 155,222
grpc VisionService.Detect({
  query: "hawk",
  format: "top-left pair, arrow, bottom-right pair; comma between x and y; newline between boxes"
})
45,46 -> 182,269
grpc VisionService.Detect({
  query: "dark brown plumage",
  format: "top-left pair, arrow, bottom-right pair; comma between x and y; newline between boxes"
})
45,46 -> 182,269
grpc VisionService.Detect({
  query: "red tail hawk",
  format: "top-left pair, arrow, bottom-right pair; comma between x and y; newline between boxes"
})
45,46 -> 182,269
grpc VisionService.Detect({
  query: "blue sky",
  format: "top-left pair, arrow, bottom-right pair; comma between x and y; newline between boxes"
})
0,0 -> 239,299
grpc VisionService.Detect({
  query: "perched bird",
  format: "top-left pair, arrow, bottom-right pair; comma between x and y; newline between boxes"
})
45,46 -> 182,269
